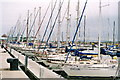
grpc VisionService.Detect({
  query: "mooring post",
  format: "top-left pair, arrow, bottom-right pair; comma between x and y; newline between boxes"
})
10,47 -> 12,53
25,55 -> 28,71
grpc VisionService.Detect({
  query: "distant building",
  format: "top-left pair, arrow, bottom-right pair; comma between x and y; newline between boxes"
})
118,1 -> 120,43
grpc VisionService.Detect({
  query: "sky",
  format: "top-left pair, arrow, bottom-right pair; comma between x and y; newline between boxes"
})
0,0 -> 119,42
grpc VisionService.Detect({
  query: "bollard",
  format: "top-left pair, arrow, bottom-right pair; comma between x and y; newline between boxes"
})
7,58 -> 19,70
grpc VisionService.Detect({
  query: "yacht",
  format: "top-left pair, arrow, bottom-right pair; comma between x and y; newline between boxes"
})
62,59 -> 118,77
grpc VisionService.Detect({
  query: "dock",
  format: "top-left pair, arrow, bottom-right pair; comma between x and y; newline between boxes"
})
0,47 -> 29,79
5,46 -> 64,79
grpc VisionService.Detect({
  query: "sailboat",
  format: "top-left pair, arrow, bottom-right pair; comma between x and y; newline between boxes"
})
63,61 -> 117,77
63,35 -> 118,77
62,0 -> 119,78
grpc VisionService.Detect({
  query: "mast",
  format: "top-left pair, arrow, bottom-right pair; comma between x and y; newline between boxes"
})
38,7 -> 41,42
7,27 -> 13,43
11,17 -> 20,42
113,21 -> 115,46
76,0 -> 80,42
33,7 -> 36,38
50,0 -> 53,41
38,7 -> 41,26
107,18 -> 110,42
65,0 -> 88,62
26,10 -> 29,44
42,0 -> 64,50
21,19 -> 26,42
57,0 -> 61,48
34,2 -> 51,42
41,0 -> 57,43
62,32 -> 63,42
98,0 -> 109,60
98,34 -> 101,60
29,13 -> 32,42
83,15 -> 86,43
33,7 -> 41,43
98,0 -> 101,60
16,17 -> 21,42
66,0 -> 70,43
69,14 -> 71,41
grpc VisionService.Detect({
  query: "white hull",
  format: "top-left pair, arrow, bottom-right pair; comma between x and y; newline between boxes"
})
63,64 -> 118,77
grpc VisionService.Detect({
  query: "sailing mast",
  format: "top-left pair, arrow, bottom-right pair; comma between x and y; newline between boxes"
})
33,7 -> 41,43
62,32 -> 64,42
7,27 -> 13,43
98,0 -> 102,60
26,10 -> 29,44
21,19 -> 26,42
50,0 -> 53,42
41,0 -> 57,43
65,0 -> 88,62
16,17 -> 21,42
33,7 -> 36,38
113,21 -> 115,46
66,0 -> 70,44
29,13 -> 32,42
107,18 -> 110,42
83,15 -> 86,44
57,0 -> 61,48
98,0 -> 109,60
34,2 -> 51,42
38,7 -> 41,43
11,17 -> 20,42
76,0 -> 80,42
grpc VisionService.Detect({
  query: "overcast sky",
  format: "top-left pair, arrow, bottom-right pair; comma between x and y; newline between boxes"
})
0,0 -> 119,41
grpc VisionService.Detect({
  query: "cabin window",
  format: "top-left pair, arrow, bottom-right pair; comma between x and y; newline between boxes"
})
93,63 -> 98,64
80,62 -> 84,64
86,63 -> 90,64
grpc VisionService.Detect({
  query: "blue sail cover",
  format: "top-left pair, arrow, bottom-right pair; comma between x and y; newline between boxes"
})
116,51 -> 120,57
10,41 -> 16,44
28,43 -> 33,46
101,48 -> 117,56
72,50 -> 94,59
17,42 -> 21,44
65,46 -> 89,53
49,43 -> 57,48
74,50 -> 98,55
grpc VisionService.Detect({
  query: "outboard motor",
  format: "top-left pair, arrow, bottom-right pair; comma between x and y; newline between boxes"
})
7,58 -> 19,70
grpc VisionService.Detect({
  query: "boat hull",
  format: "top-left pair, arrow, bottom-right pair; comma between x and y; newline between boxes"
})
63,65 -> 117,77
